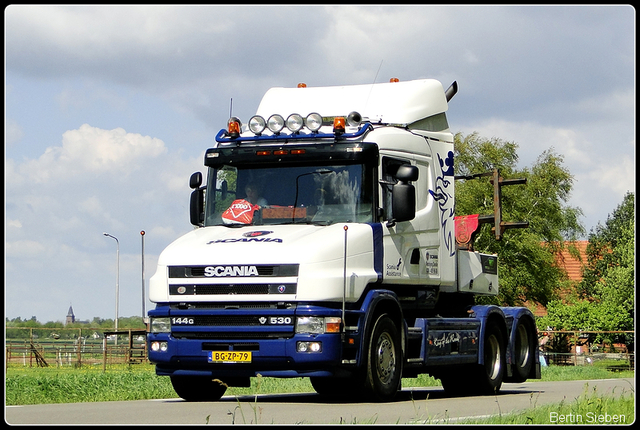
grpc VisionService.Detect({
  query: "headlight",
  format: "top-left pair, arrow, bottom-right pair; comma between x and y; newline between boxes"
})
150,317 -> 171,333
296,316 -> 324,334
296,316 -> 341,334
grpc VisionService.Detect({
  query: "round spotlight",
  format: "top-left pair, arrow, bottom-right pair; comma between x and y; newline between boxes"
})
305,113 -> 323,132
248,116 -> 266,135
347,111 -> 362,127
286,113 -> 304,133
267,114 -> 285,133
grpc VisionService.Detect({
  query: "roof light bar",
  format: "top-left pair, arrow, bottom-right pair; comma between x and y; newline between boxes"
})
217,110 -> 369,143
215,121 -> 372,144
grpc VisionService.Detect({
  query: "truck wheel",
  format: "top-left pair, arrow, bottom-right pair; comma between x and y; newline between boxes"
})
364,314 -> 402,401
511,318 -> 536,382
475,321 -> 506,394
170,376 -> 227,401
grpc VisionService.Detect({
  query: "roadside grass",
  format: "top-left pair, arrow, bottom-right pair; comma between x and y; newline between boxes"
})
5,362 -> 635,424
451,385 -> 635,425
5,364 -> 176,405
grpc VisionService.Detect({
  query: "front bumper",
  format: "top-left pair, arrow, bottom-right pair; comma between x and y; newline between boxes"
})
147,304 -> 350,379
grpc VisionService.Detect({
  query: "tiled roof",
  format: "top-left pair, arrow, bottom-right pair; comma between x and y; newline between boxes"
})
528,241 -> 589,317
555,241 -> 589,282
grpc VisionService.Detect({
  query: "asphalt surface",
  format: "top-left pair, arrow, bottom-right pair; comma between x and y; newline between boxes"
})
6,378 -> 635,425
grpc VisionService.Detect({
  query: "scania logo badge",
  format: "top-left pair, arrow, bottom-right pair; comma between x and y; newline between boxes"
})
243,231 -> 273,238
259,317 -> 267,325
278,285 -> 286,293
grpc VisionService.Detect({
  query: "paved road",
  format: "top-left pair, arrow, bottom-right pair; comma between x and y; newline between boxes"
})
6,378 -> 634,425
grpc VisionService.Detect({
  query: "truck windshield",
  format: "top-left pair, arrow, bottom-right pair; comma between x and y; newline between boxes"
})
204,164 -> 373,226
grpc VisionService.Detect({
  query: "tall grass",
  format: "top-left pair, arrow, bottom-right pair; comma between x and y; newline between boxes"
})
5,364 -> 176,405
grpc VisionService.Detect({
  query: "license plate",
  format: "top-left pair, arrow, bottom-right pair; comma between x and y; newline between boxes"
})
208,351 -> 252,363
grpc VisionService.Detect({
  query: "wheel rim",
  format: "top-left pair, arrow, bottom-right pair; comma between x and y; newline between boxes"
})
375,332 -> 396,385
516,324 -> 530,367
486,334 -> 501,380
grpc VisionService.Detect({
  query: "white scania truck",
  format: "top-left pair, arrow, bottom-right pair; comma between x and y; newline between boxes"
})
147,78 -> 540,401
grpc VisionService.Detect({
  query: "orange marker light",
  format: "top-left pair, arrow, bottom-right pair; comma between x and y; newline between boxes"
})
325,319 -> 341,333
297,83 -> 307,88
333,117 -> 346,135
228,117 -> 241,138
390,77 -> 399,82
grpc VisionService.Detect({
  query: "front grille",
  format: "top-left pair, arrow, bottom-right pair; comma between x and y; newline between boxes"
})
173,332 -> 292,340
170,302 -> 295,310
198,284 -> 269,295
169,283 -> 296,296
184,315 -> 283,326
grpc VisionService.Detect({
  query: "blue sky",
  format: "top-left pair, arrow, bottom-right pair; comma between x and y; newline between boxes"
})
5,5 -> 635,323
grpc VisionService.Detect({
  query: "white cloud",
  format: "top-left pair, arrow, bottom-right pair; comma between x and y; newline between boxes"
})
7,219 -> 22,229
6,239 -> 46,258
5,119 -> 24,145
9,124 -> 167,184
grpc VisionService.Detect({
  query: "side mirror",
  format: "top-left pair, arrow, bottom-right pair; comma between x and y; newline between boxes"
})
395,165 -> 419,182
390,165 -> 418,225
190,189 -> 204,226
189,172 -> 204,226
190,172 -> 203,189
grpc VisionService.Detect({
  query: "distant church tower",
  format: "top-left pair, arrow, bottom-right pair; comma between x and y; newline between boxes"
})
66,305 -> 76,325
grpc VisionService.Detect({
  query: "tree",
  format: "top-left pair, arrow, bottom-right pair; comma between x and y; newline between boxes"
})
539,193 -> 635,345
454,132 -> 584,307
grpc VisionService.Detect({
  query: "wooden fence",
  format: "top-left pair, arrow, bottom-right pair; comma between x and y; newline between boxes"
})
539,330 -> 634,368
6,327 -> 633,370
5,327 -> 147,370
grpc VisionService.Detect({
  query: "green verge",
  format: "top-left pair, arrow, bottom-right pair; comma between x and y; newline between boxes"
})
5,363 -> 634,409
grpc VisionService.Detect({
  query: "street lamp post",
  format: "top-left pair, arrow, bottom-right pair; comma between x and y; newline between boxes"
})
140,230 -> 146,322
103,232 -> 119,342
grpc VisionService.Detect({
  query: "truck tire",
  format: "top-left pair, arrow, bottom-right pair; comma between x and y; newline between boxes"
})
475,320 -> 506,394
170,376 -> 227,401
364,314 -> 403,401
511,318 -> 536,382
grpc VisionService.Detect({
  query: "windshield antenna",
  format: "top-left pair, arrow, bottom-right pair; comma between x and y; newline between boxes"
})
229,98 -> 233,118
